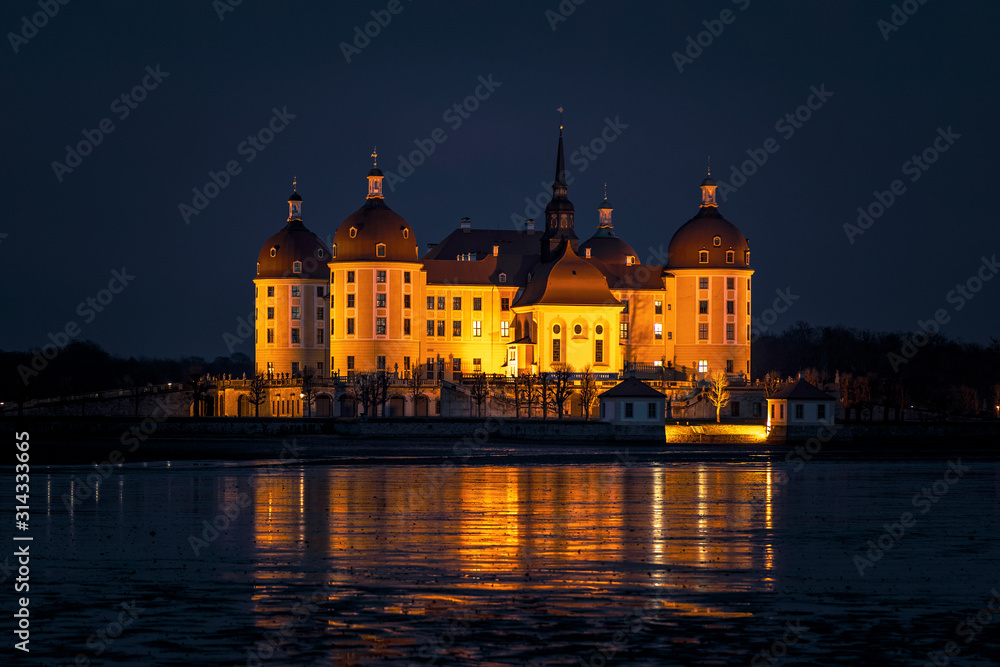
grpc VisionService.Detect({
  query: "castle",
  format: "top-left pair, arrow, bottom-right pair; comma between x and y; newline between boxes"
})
245,125 -> 754,418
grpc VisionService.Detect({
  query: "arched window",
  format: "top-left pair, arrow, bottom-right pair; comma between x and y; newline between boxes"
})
745,251 -> 750,264
726,251 -> 734,264
699,250 -> 709,263
499,273 -> 507,283
331,244 -> 337,258
402,227 -> 409,239
292,261 -> 302,273
376,243 -> 386,258
256,262 -> 260,275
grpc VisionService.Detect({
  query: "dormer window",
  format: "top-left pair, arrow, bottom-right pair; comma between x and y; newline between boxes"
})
376,243 -> 386,258
270,247 -> 277,257
401,227 -> 409,239
316,248 -> 324,259
626,255 -> 635,266
331,244 -> 337,258
713,236 -> 721,247
745,251 -> 750,264
726,251 -> 734,264
699,250 -> 709,263
349,227 -> 357,239
256,262 -> 260,275
499,273 -> 507,283
292,261 -> 302,273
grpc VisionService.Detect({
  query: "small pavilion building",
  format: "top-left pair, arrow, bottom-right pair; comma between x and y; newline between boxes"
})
599,376 -> 666,424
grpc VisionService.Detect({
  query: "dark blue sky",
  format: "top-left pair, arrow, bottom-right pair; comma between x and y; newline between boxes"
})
2,0 -> 997,359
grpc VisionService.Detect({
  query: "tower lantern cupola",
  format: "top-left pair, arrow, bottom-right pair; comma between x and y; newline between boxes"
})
288,177 -> 303,221
598,184 -> 613,229
700,162 -> 718,208
367,147 -> 384,199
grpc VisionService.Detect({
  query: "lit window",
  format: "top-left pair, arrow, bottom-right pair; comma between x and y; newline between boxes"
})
453,297 -> 462,310
473,358 -> 482,372
267,307 -> 274,320
699,251 -> 709,263
437,320 -> 445,336
655,300 -> 662,314
347,294 -> 355,308
654,323 -> 662,339
453,321 -> 462,337
292,285 -> 300,297
402,228 -> 409,239
347,271 -> 355,283
697,360 -> 708,373
376,317 -> 386,335
376,270 -> 386,283
501,297 -> 510,311
376,243 -> 386,258
619,322 -> 629,340
552,339 -> 561,363
473,321 -> 482,337
473,297 -> 482,311
267,286 -> 274,297
437,296 -> 445,310
501,321 -> 509,337
699,277 -> 708,289
376,294 -> 386,308
293,261 -> 302,273
291,328 -> 300,344
699,300 -> 708,314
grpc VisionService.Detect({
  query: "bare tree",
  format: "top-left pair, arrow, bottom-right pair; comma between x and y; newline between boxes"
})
839,372 -> 855,423
374,371 -> 391,417
577,365 -> 598,421
708,370 -> 731,423
523,372 -> 538,419
352,372 -> 375,417
802,367 -> 821,388
763,370 -> 782,397
540,373 -> 551,420
407,365 -> 423,417
300,366 -> 316,418
551,365 -> 573,419
248,372 -> 268,418
470,373 -> 490,417
188,374 -> 208,417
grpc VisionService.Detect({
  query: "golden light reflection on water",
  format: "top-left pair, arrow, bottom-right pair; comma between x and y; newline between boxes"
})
248,463 -> 776,622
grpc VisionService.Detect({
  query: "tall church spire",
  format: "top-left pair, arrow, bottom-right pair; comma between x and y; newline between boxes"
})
540,110 -> 577,261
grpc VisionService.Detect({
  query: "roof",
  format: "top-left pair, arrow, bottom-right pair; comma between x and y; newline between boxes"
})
422,227 -> 540,261
513,243 -> 620,308
579,232 -> 638,266
591,261 -> 667,291
599,376 -> 666,399
423,253 -> 536,287
332,196 -> 418,262
769,379 -> 834,400
667,205 -> 750,270
256,219 -> 330,279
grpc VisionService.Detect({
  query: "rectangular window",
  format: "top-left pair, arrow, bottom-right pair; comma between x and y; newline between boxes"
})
473,297 -> 482,311
291,328 -> 300,344
473,358 -> 482,372
654,323 -> 662,339
552,339 -> 561,363
747,279 -> 751,291
291,361 -> 299,375
452,358 -> 462,372
453,320 -> 462,337
655,300 -> 662,314
473,321 -> 482,337
376,270 -> 386,283
404,271 -> 411,284
427,296 -> 435,310
647,402 -> 657,419
727,277 -> 735,290
267,286 -> 274,297
795,404 -> 804,420
727,300 -> 735,315
620,322 -> 629,340
404,319 -> 411,336
453,297 -> 462,310
780,404 -> 785,419
726,323 -> 735,340
426,357 -> 434,373
501,297 -> 510,311
267,329 -> 274,343
292,285 -> 300,297
376,317 -> 387,335
404,356 -> 410,370
699,323 -> 708,340
726,359 -> 734,373
699,277 -> 708,290
731,401 -> 740,417
770,404 -> 775,419
404,294 -> 411,309
347,318 -> 355,335
621,298 -> 629,314
377,355 -> 386,370
267,361 -> 274,375
291,306 -> 300,320
667,331 -> 672,340
747,302 -> 751,315
427,320 -> 434,336
818,404 -> 827,419
595,339 -> 604,363
501,321 -> 509,337
437,320 -> 445,336
267,307 -> 274,320
625,402 -> 633,418
698,360 -> 708,373
699,300 -> 708,314
317,286 -> 324,298
347,271 -> 355,283
376,293 -> 386,308
437,296 -> 445,310
347,356 -> 355,370
317,307 -> 324,320
317,327 -> 323,343
347,294 -> 355,308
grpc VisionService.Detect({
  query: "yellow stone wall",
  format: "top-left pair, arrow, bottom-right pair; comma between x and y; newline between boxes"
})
253,277 -> 328,378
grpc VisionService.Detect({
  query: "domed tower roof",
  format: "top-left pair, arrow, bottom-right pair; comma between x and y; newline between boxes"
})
256,184 -> 330,279
331,149 -> 418,262
580,186 -> 639,265
667,173 -> 750,269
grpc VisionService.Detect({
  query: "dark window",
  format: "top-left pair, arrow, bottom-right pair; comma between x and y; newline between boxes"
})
347,294 -> 355,308
473,297 -> 482,311
376,317 -> 386,335
818,404 -> 827,419
404,319 -> 411,335
625,402 -> 633,418
404,271 -> 411,284
291,361 -> 299,375
376,244 -> 386,258
727,300 -> 735,314
726,323 -> 735,341
595,339 -> 604,363
403,356 -> 410,370
699,277 -> 708,289
376,355 -> 386,370
317,307 -> 324,319
267,286 -> 274,297
699,323 -> 708,340
376,294 -> 386,308
795,404 -> 804,420
621,298 -> 629,314
291,328 -> 300,344
347,356 -> 355,370
426,320 -> 434,336
404,294 -> 411,309
453,297 -> 462,310
347,318 -> 355,335
292,285 -> 300,297
473,358 -> 482,372
317,286 -> 324,297
501,297 -> 510,311
453,320 -> 462,337
726,251 -> 734,263
452,358 -> 462,372
427,296 -> 435,310
699,300 -> 708,314
731,401 -> 740,416
376,270 -> 386,283
437,296 -> 445,310
291,307 -> 300,320
552,339 -> 561,362
267,307 -> 274,319
437,320 -> 445,336
317,328 -> 323,343
647,402 -> 657,419
727,277 -> 735,290
347,271 -> 355,283
266,329 -> 274,343
699,251 -> 708,263
726,359 -> 734,373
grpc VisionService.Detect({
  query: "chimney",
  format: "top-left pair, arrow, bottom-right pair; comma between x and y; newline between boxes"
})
525,218 -> 535,234
426,243 -> 437,252
460,217 -> 471,233
492,245 -> 499,257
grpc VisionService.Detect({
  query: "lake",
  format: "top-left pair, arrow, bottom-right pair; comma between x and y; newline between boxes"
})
17,441 -> 1000,665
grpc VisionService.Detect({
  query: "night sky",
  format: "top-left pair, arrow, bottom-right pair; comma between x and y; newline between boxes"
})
3,1 -> 997,360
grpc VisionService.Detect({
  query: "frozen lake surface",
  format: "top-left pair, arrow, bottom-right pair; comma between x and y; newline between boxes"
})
18,441 -> 1000,665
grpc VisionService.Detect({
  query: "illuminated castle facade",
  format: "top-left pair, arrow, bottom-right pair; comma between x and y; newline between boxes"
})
252,127 -> 753,416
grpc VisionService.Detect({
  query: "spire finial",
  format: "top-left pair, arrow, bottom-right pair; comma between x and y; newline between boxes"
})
603,182 -> 607,199
292,175 -> 297,191
557,106 -> 564,130
707,156 -> 711,176
371,147 -> 378,168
